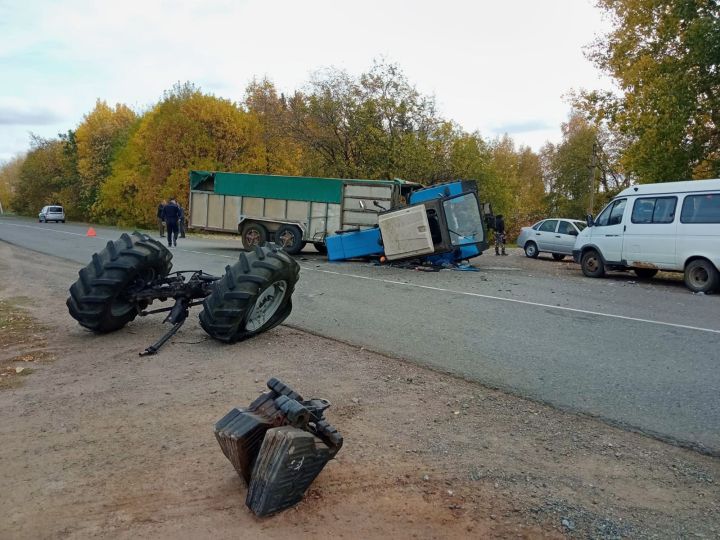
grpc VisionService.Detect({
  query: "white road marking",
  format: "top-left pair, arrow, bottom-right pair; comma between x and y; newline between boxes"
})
0,223 -> 240,258
3,219 -> 718,335
302,267 -> 720,336
0,221 -> 103,238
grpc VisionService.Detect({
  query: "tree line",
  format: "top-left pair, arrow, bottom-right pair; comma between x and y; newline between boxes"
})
1,0 -> 717,239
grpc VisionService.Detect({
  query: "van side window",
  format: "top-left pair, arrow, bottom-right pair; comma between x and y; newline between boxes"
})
608,199 -> 626,226
681,193 -> 720,223
631,197 -> 677,224
594,203 -> 613,226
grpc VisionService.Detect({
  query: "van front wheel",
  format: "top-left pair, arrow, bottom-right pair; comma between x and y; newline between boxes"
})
684,259 -> 719,293
581,249 -> 605,278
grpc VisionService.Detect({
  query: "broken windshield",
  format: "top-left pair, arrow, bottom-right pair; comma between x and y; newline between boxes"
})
442,193 -> 484,246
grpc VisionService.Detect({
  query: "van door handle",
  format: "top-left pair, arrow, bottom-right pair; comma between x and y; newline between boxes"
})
605,234 -> 620,237
555,235 -> 561,238
535,233 -> 541,235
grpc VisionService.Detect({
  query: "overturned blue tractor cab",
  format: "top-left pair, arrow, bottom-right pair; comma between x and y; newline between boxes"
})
326,180 -> 493,264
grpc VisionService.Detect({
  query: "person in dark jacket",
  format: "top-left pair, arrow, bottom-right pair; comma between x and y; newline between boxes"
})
162,198 -> 182,247
156,200 -> 166,237
494,214 -> 506,256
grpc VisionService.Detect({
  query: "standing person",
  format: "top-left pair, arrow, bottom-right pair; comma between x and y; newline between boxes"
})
494,214 -> 507,256
156,200 -> 166,237
162,198 -> 181,247
178,203 -> 186,238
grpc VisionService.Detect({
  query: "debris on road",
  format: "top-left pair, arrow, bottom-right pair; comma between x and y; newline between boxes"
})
215,377 -> 343,517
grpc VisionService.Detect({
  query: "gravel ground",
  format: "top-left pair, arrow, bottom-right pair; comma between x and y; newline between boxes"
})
0,241 -> 718,539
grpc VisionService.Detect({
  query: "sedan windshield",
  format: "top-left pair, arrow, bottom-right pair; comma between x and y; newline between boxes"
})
442,194 -> 484,246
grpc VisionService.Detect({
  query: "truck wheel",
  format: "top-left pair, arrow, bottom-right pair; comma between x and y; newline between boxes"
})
242,222 -> 268,250
684,259 -> 719,293
634,268 -> 658,279
552,253 -> 565,261
275,224 -> 304,255
524,241 -> 539,258
581,249 -> 605,278
66,232 -> 173,333
199,244 -> 300,343
313,242 -> 328,255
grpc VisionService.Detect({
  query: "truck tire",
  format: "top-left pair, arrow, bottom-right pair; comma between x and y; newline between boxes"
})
275,224 -> 304,255
199,244 -> 300,343
242,222 -> 268,250
581,249 -> 605,278
684,259 -> 719,293
524,241 -> 539,258
313,242 -> 327,255
66,232 -> 173,333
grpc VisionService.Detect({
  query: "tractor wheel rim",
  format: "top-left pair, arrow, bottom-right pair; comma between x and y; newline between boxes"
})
690,266 -> 708,287
246,280 -> 288,332
245,230 -> 261,246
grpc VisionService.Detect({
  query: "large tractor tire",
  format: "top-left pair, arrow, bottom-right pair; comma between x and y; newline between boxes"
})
199,244 -> 300,343
67,232 -> 173,333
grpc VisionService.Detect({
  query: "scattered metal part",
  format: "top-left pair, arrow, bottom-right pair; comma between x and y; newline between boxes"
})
214,378 -> 343,516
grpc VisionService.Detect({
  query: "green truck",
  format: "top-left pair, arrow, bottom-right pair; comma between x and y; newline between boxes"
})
188,170 -> 418,253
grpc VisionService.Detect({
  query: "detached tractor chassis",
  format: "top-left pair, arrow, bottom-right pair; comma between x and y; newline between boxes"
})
66,232 -> 300,355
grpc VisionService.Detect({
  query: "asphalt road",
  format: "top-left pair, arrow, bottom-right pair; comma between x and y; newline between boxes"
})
1,216 -> 719,453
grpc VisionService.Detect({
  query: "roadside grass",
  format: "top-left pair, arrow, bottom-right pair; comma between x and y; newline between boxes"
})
0,298 -> 51,389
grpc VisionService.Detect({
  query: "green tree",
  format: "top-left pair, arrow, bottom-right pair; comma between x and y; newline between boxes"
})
75,100 -> 136,217
0,155 -> 25,212
576,0 -> 720,182
486,136 -> 546,238
245,78 -> 303,175
287,61 -> 443,182
96,83 -> 264,226
12,135 -> 76,215
542,111 -> 629,218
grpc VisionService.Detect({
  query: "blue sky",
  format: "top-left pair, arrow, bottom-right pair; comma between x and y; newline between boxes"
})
0,0 -> 613,162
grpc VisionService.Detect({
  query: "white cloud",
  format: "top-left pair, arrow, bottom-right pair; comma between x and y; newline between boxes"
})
0,0 -> 613,161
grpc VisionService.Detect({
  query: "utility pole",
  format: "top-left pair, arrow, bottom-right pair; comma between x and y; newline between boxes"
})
588,142 -> 597,214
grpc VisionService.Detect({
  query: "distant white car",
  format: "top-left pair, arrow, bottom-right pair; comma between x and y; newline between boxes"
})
516,218 -> 587,260
39,205 -> 65,223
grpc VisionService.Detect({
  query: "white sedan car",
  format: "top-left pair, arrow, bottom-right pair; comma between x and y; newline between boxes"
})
516,218 -> 587,259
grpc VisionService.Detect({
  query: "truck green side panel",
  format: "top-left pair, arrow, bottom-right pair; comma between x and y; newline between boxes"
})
190,171 -> 345,204
189,170 -> 416,205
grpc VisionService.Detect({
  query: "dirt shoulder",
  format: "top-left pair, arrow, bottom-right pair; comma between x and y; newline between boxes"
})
0,241 -> 717,539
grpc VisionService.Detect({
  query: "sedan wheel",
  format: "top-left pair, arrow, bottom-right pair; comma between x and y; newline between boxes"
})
524,242 -> 539,259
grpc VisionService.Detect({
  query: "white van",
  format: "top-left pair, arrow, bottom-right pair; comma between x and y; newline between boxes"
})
572,179 -> 720,293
